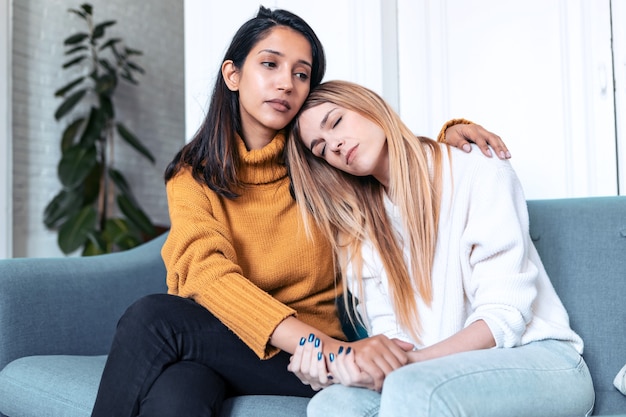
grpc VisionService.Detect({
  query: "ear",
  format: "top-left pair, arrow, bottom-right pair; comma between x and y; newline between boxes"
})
222,60 -> 240,92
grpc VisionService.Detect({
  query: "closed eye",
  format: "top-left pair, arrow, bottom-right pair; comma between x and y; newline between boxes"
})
332,116 -> 342,128
310,139 -> 327,158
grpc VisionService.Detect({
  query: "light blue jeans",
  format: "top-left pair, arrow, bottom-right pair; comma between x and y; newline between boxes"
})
307,340 -> 595,417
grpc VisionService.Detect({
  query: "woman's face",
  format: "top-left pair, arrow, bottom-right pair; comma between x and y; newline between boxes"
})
298,102 -> 389,186
223,26 -> 313,148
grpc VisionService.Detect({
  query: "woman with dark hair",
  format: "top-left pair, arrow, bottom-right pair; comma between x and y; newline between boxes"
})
90,7 -> 508,417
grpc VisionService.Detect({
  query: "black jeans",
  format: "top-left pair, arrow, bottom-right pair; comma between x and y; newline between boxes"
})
90,294 -> 315,417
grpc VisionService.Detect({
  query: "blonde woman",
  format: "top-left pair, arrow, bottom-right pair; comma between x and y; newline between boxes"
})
286,80 -> 595,417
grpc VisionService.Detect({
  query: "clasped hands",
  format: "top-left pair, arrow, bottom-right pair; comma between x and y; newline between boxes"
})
287,333 -> 415,392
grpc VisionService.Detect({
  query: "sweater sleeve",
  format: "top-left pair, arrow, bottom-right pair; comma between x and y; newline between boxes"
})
459,157 -> 539,348
161,170 -> 296,359
437,118 -> 473,143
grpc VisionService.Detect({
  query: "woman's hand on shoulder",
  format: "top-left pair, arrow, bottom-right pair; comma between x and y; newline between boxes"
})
445,122 -> 511,160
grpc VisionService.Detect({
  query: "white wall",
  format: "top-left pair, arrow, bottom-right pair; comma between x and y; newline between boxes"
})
397,0 -> 619,199
11,0 -> 185,257
0,0 -> 11,259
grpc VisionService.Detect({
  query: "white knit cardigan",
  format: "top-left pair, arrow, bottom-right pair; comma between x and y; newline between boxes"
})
351,144 -> 583,353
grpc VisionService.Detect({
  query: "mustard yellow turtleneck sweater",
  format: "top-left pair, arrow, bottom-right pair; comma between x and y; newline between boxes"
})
161,132 -> 345,359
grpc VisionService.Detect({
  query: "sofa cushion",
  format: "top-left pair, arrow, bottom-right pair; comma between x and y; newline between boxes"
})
222,395 -> 308,417
0,355 -> 309,417
0,355 -> 105,417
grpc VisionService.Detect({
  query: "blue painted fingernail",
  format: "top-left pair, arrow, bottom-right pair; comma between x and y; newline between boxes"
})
299,337 -> 306,346
346,347 -> 352,354
329,353 -> 335,362
314,338 -> 320,348
338,346 -> 344,355
308,333 -> 315,342
328,375 -> 334,380
317,352 -> 323,361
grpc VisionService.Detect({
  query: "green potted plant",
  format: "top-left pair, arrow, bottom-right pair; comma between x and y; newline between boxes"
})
44,3 -> 157,256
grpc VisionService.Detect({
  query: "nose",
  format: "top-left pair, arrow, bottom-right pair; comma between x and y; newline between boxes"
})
329,137 -> 343,153
277,69 -> 293,92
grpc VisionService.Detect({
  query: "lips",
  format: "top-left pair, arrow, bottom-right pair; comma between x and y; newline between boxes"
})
266,99 -> 291,112
346,145 -> 358,165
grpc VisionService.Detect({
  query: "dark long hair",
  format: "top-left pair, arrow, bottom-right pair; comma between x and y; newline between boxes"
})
164,6 -> 326,198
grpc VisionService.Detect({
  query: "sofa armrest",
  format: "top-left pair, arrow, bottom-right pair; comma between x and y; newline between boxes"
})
0,233 -> 168,370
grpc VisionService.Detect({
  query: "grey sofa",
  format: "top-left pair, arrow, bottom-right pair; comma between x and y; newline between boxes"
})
0,196 -> 625,417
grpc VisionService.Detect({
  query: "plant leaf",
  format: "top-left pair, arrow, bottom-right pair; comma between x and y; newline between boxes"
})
126,61 -> 145,75
83,232 -> 107,256
78,107 -> 106,147
43,189 -> 83,229
95,74 -> 116,95
99,95 -> 114,119
108,168 -> 136,203
68,8 -> 87,19
93,20 -> 116,39
64,33 -> 89,45
99,38 -> 122,51
117,194 -> 156,236
120,72 -> 138,85
82,162 -> 102,205
62,55 -> 87,69
98,58 -> 115,76
125,47 -> 143,56
54,88 -> 87,120
54,76 -> 85,97
65,45 -> 89,55
80,3 -> 93,16
61,118 -> 85,151
110,44 -> 121,61
103,218 -> 141,250
58,144 -> 98,188
58,206 -> 97,254
116,123 -> 155,163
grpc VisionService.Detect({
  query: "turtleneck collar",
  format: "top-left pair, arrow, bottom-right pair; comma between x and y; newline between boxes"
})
236,131 -> 288,185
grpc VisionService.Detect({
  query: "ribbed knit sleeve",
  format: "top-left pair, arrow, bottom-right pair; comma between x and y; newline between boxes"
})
459,155 -> 539,348
437,118 -> 473,143
161,171 -> 296,359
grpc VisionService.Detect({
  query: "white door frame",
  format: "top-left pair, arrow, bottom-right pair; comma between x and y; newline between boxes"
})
613,0 -> 626,195
1,0 -> 12,258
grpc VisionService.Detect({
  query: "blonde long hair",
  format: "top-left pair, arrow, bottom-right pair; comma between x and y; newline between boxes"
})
287,80 -> 446,343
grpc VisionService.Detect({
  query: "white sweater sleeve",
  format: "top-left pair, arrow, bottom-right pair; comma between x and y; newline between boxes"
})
460,159 -> 539,348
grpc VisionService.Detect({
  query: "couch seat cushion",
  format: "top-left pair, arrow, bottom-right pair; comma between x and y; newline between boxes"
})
0,355 -> 309,417
0,355 -> 105,417
222,395 -> 308,417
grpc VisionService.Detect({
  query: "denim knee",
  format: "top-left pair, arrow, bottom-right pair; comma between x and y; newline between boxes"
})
378,341 -> 595,417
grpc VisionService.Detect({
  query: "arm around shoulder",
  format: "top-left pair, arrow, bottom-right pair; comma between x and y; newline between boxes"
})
438,118 -> 511,159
